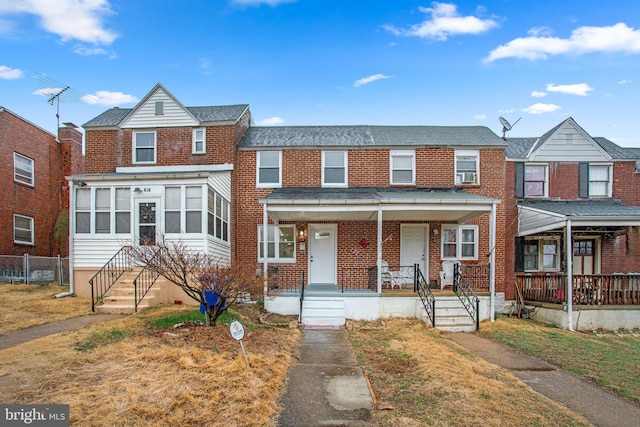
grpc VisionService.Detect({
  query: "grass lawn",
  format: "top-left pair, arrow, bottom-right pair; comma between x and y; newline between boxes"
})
478,317 -> 640,404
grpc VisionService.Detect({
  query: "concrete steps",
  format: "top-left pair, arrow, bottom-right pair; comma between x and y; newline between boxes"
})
421,296 -> 477,332
95,270 -> 162,314
301,297 -> 346,327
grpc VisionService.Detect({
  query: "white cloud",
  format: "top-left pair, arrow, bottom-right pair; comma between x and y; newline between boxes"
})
353,74 -> 391,88
527,26 -> 553,37
498,108 -> 516,114
485,23 -> 640,62
531,91 -> 547,98
80,91 -> 138,106
0,0 -> 118,45
619,79 -> 631,84
231,0 -> 296,6
73,45 -> 111,56
473,114 -> 486,120
546,83 -> 593,96
259,116 -> 284,125
521,103 -> 561,114
384,2 -> 498,41
0,65 -> 23,79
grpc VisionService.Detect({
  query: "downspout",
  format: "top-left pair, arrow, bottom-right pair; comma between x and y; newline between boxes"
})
489,202 -> 497,321
56,180 -> 75,298
566,220 -> 574,331
377,209 -> 382,293
263,203 -> 269,300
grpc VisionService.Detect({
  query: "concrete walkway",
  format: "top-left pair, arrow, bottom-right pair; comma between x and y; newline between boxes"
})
447,332 -> 640,427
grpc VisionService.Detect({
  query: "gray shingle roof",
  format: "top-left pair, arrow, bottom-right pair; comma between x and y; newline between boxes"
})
504,138 -> 537,158
521,199 -> 640,217
593,137 -> 639,160
238,125 -> 506,148
262,187 -> 497,203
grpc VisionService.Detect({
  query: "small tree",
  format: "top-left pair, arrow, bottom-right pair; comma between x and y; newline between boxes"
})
128,237 -> 263,326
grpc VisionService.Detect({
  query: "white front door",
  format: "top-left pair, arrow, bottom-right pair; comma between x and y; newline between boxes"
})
401,225 -> 429,281
309,224 -> 337,284
135,198 -> 160,245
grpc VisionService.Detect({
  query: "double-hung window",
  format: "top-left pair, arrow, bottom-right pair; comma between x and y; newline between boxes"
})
322,151 -> 347,187
95,188 -> 111,233
185,186 -> 202,233
441,225 -> 478,260
193,128 -> 206,154
390,150 -> 415,185
14,214 -> 34,245
455,150 -> 479,185
258,225 -> 295,262
115,188 -> 131,234
14,153 -> 34,186
524,164 -> 548,197
524,238 -> 560,271
257,151 -> 282,188
207,189 -> 229,242
589,164 -> 612,198
165,187 -> 181,233
133,131 -> 156,164
75,188 -> 91,233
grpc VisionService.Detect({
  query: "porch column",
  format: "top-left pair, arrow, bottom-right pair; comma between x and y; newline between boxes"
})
263,204 -> 269,299
490,202 -> 497,321
377,208 -> 382,293
566,220 -> 574,331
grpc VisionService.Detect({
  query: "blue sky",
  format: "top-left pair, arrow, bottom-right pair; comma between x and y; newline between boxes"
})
2,0 -> 640,146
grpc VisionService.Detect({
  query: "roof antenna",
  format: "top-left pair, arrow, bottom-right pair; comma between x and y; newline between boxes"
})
35,73 -> 89,129
499,116 -> 521,140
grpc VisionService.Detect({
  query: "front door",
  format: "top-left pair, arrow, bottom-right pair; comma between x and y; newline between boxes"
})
401,225 -> 429,283
135,199 -> 160,245
573,239 -> 595,275
309,224 -> 337,284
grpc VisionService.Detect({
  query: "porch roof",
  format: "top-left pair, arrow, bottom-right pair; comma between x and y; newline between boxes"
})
261,187 -> 498,222
518,200 -> 640,236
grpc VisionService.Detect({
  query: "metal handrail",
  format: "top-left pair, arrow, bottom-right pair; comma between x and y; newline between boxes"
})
132,247 -> 162,313
453,263 -> 480,331
299,271 -> 305,323
89,246 -> 131,312
415,264 -> 436,327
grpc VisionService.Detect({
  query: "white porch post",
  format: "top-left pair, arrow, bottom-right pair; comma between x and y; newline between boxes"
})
377,208 -> 382,293
490,202 -> 497,321
263,203 -> 269,300
566,220 -> 574,331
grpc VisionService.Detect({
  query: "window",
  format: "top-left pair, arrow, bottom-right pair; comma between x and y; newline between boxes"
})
441,225 -> 478,260
322,151 -> 348,187
185,186 -> 202,233
208,189 -> 230,242
133,131 -> 156,164
390,150 -> 415,185
165,187 -> 181,233
455,150 -> 479,185
589,165 -> 612,198
193,128 -> 206,154
524,164 -> 548,197
523,238 -> 560,271
75,188 -> 91,233
257,151 -> 282,187
155,101 -> 163,115
258,225 -> 295,262
115,188 -> 131,234
14,153 -> 34,186
95,188 -> 111,233
14,215 -> 33,245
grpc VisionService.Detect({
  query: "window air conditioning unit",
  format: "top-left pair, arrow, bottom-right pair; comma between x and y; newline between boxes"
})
457,172 -> 477,184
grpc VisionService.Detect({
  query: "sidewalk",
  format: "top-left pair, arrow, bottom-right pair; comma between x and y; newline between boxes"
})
447,332 -> 640,427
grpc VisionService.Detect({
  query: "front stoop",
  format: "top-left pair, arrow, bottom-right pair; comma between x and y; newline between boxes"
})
95,270 -> 162,314
422,296 -> 477,332
301,297 -> 346,327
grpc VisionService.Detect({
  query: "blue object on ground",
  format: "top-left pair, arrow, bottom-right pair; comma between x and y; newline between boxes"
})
200,290 -> 226,313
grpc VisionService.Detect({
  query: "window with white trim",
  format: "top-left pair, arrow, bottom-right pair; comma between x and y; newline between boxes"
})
115,188 -> 131,234
207,189 -> 229,242
14,214 -> 33,245
185,186 -> 202,233
14,153 -> 34,186
441,225 -> 478,260
455,150 -> 479,185
524,164 -> 548,197
258,225 -> 295,262
322,151 -> 348,187
75,188 -> 91,233
165,187 -> 181,233
133,131 -> 156,164
589,164 -> 612,198
390,150 -> 415,185
257,151 -> 282,187
524,238 -> 560,271
193,128 -> 206,154
95,188 -> 111,234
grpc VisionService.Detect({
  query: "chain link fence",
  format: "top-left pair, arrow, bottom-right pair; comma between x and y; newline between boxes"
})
0,254 -> 69,285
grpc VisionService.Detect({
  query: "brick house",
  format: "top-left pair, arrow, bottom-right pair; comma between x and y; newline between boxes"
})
0,107 -> 83,257
70,84 -> 507,329
504,117 -> 640,330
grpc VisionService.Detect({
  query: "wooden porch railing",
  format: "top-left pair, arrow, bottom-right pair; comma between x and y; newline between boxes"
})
517,273 -> 640,305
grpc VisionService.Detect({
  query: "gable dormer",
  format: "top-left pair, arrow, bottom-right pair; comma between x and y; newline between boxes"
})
528,117 -> 612,162
119,83 -> 199,129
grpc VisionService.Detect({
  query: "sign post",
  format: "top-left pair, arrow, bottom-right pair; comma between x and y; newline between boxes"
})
229,320 -> 250,368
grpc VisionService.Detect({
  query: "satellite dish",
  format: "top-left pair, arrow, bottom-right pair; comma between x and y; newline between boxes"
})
499,116 -> 521,139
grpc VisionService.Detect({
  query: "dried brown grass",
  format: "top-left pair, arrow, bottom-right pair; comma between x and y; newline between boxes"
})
0,283 -> 92,334
349,319 -> 591,426
0,305 -> 301,426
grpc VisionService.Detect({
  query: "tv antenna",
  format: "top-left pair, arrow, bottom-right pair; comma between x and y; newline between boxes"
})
499,116 -> 521,140
35,74 -> 93,129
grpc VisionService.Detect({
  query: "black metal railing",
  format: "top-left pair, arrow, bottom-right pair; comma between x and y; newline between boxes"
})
415,264 -> 436,327
299,271 -> 305,323
89,246 -> 131,312
266,267 -> 305,294
453,263 -> 480,331
132,248 -> 162,313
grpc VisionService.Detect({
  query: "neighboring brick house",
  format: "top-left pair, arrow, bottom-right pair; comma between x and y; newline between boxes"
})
0,107 -> 83,257
504,117 -> 640,328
